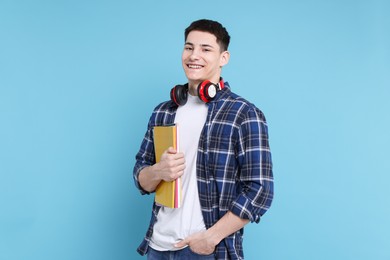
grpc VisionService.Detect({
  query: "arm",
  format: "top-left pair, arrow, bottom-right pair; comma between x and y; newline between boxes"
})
229,106 -> 274,223
138,147 -> 186,193
174,211 -> 249,255
133,102 -> 181,194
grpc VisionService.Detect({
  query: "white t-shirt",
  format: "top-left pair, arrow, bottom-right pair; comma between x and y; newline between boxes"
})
149,94 -> 208,251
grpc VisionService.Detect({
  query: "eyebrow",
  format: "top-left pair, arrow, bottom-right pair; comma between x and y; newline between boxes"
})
185,42 -> 215,49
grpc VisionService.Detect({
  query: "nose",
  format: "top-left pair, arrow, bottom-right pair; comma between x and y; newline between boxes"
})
189,47 -> 200,60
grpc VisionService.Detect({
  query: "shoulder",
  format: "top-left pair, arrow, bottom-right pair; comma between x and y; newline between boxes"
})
219,89 -> 267,123
152,100 -> 174,111
148,100 -> 177,126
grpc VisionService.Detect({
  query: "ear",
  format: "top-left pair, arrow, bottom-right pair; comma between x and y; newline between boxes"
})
219,51 -> 230,67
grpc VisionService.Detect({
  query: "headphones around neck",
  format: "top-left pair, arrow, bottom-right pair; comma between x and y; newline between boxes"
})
170,78 -> 225,106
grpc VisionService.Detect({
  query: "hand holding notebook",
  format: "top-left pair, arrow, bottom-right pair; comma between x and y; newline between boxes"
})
153,124 -> 183,208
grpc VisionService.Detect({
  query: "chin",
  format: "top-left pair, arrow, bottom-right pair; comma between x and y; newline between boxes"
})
187,79 -> 204,86
185,75 -> 201,82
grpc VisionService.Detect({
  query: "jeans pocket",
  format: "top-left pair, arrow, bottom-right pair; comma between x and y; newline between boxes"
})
187,246 -> 215,258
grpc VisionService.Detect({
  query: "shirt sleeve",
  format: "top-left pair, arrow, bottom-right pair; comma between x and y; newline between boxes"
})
133,119 -> 156,195
229,106 -> 274,223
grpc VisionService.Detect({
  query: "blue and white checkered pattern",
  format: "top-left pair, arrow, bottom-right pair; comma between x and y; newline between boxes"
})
133,82 -> 274,260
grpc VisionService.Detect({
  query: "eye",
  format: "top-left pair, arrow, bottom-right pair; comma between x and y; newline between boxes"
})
184,46 -> 193,51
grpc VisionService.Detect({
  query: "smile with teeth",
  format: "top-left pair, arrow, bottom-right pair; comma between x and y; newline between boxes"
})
188,64 -> 203,69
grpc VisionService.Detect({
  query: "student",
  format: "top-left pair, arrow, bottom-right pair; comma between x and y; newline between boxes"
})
133,19 -> 274,259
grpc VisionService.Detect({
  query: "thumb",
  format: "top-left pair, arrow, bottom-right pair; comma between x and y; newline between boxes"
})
166,146 -> 177,154
174,239 -> 188,248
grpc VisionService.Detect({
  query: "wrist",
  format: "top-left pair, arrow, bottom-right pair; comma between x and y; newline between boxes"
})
149,163 -> 162,181
206,227 -> 224,246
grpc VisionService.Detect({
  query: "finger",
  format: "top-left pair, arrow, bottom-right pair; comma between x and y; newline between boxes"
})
166,147 -> 177,154
174,239 -> 188,248
165,155 -> 185,167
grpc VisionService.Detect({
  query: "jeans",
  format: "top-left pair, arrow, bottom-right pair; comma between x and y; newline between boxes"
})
147,246 -> 215,260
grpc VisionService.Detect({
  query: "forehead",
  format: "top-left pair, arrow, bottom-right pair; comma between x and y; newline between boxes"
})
185,30 -> 219,47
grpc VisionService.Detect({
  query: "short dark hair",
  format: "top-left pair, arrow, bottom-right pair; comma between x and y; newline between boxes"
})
184,19 -> 230,52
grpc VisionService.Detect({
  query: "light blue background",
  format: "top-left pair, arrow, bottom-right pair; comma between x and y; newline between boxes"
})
1,1 -> 389,259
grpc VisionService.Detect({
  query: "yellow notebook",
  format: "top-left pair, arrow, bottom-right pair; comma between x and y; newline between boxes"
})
153,124 -> 182,208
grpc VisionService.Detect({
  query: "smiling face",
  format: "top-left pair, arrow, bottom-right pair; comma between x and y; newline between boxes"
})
182,30 -> 230,95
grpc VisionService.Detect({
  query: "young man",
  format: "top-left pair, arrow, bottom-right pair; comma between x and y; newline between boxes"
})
133,19 -> 273,259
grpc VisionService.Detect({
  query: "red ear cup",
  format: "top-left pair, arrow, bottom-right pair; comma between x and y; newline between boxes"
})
219,78 -> 225,90
197,80 -> 218,103
171,79 -> 224,105
170,84 -> 188,106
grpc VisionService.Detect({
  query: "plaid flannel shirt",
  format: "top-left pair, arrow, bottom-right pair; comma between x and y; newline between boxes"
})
133,82 -> 273,259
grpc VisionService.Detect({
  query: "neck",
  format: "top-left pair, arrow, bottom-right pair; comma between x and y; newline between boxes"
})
188,76 -> 222,96
188,85 -> 198,96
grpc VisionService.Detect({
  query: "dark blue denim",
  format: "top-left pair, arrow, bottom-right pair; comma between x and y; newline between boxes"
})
147,246 -> 215,260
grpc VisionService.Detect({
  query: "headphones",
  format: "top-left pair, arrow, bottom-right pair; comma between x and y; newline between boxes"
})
170,78 -> 225,106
